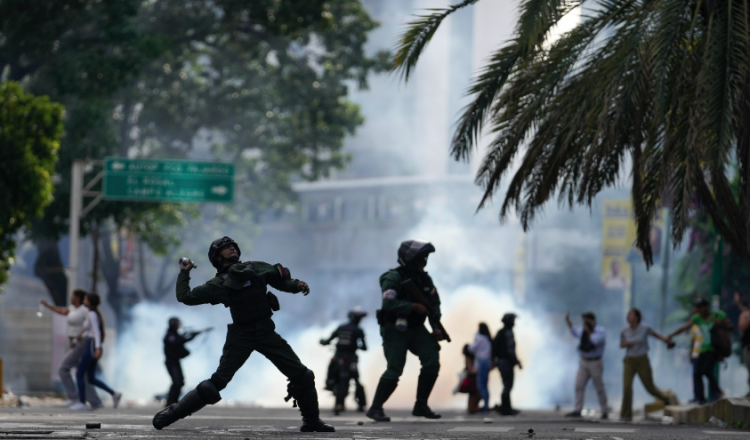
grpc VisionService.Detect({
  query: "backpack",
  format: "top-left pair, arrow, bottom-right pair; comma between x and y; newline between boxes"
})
710,322 -> 732,360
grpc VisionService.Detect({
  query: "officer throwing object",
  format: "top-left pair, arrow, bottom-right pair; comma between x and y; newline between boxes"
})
367,239 -> 446,422
320,307 -> 368,415
152,236 -> 334,432
163,317 -> 211,406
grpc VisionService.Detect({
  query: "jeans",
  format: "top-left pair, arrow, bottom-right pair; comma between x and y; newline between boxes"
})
476,358 -> 491,411
59,339 -> 102,406
694,351 -> 720,403
76,338 -> 115,403
498,359 -> 515,412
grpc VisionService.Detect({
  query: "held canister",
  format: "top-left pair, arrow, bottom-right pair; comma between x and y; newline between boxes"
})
179,257 -> 197,269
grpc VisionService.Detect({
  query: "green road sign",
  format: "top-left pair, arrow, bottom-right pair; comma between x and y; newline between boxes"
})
103,158 -> 234,203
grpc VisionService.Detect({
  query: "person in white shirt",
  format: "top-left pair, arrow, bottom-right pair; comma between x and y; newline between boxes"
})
565,310 -> 609,419
40,289 -> 102,408
69,293 -> 122,411
467,322 -> 493,412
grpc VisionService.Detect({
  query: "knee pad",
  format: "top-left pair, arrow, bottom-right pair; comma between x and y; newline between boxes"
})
299,369 -> 315,389
197,380 -> 222,404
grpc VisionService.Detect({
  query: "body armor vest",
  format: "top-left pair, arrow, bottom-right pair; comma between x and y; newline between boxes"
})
223,266 -> 273,325
396,267 -> 428,328
335,323 -> 359,352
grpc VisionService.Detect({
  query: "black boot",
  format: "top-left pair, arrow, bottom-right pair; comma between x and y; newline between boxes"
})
153,380 -> 221,430
152,389 -> 206,430
413,373 -> 440,419
290,370 -> 335,432
366,379 -> 397,422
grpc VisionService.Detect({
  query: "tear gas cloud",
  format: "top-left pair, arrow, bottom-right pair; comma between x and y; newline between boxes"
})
114,201 -> 579,410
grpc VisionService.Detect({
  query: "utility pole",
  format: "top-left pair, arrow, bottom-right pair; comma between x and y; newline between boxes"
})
659,211 -> 671,331
66,160 -> 103,303
711,235 -> 724,311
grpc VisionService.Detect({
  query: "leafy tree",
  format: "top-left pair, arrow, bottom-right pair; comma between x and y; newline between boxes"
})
0,81 -> 63,286
2,1 -> 386,316
393,0 -> 750,267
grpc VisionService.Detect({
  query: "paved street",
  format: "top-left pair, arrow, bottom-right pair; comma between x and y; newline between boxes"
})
0,406 -> 748,439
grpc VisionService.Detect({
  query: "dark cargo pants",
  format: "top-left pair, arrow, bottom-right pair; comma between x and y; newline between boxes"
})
380,324 -> 440,383
209,321 -> 308,390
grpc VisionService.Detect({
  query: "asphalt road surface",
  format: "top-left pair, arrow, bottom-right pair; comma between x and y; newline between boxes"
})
0,406 -> 747,439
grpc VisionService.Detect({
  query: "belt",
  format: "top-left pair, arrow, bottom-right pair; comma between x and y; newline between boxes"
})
582,356 -> 602,361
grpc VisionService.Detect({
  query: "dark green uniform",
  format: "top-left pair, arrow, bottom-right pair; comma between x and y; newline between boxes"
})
176,261 -> 307,389
373,266 -> 441,408
153,236 -> 333,433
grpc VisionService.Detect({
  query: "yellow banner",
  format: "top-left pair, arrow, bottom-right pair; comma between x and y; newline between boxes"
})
601,200 -> 635,291
601,200 -> 667,296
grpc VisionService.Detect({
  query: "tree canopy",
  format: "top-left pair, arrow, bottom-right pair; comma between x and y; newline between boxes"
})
393,0 -> 750,267
0,81 -> 63,286
1,0 -> 386,309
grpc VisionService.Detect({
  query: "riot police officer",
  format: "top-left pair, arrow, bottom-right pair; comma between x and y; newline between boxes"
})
152,236 -> 334,432
367,240 -> 445,422
163,317 -> 207,406
320,308 -> 368,415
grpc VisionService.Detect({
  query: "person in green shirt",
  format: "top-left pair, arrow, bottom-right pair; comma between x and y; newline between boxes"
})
667,298 -> 733,404
366,240 -> 445,422
152,236 -> 334,432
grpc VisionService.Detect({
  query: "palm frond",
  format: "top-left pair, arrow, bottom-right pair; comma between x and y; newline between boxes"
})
391,0 -> 479,81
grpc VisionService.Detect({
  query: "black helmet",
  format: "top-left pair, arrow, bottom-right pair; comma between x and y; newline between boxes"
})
348,307 -> 367,322
168,317 -> 181,329
208,236 -> 241,268
397,239 -> 435,266
502,313 -> 517,325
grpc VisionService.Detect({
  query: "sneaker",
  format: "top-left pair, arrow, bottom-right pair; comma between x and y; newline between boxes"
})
113,391 -> 122,409
500,409 -> 520,416
61,399 -> 77,407
565,411 -> 582,417
619,416 -> 632,422
89,403 -> 104,410
601,412 -> 609,420
70,402 -> 90,411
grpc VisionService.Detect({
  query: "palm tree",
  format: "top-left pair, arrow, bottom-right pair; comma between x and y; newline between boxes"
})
393,0 -> 750,266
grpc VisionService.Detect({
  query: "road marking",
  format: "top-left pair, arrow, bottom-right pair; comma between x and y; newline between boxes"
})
335,426 -> 387,430
447,426 -> 514,432
704,431 -> 750,435
575,428 -> 636,433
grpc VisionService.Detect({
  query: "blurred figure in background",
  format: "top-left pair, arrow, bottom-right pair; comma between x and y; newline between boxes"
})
40,290 -> 102,408
734,292 -> 750,397
467,322 -> 492,413
164,317 -> 210,406
456,344 -> 480,413
493,313 -> 521,416
619,308 -> 676,421
667,298 -> 733,404
320,307 -> 368,415
565,311 -> 608,419
70,293 -> 122,411
688,304 -> 703,403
